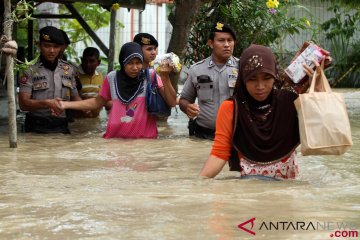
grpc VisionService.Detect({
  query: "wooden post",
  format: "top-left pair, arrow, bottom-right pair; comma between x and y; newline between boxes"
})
27,14 -> 34,60
108,8 -> 116,73
4,0 -> 17,148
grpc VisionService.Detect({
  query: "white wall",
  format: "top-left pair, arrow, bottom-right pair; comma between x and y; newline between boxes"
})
117,4 -> 171,55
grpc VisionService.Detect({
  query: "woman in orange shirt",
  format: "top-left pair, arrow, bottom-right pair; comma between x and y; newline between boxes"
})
199,44 -> 327,180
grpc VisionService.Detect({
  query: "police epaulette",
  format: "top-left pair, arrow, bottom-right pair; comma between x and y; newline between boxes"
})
59,58 -> 67,63
61,60 -> 79,70
190,59 -> 206,68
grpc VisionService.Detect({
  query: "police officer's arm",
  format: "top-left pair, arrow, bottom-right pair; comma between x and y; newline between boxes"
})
157,64 -> 177,107
179,69 -> 200,118
19,92 -> 63,115
179,99 -> 200,119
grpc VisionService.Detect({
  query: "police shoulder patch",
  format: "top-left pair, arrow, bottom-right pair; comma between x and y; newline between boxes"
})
19,74 -> 29,84
62,64 -> 69,71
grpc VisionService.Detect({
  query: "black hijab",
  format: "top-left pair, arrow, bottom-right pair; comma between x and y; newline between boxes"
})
232,44 -> 300,163
115,42 -> 145,104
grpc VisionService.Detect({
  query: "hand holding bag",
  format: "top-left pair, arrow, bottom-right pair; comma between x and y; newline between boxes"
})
146,69 -> 171,118
294,64 -> 353,155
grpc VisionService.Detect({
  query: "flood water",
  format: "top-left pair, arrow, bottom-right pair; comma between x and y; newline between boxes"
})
0,89 -> 359,240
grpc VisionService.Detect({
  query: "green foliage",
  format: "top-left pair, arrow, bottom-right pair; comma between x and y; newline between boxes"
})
15,20 -> 29,51
9,1 -> 35,57
10,1 -> 36,76
325,0 -> 360,10
185,0 -> 308,66
11,0 -> 35,23
14,54 -> 39,74
59,3 -> 111,60
320,3 -> 360,87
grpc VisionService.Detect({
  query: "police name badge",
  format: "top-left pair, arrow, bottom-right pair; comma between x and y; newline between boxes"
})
33,82 -> 48,90
228,68 -> 238,88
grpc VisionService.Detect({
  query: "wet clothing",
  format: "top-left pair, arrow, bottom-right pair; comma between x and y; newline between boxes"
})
24,114 -> 70,134
211,100 -> 298,180
19,58 -> 79,133
78,65 -> 103,98
180,55 -> 239,135
99,69 -> 163,138
239,152 -> 298,179
233,44 -> 300,163
210,45 -> 302,180
188,118 -> 215,140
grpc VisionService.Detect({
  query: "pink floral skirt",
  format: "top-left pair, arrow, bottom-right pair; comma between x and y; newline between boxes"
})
240,152 -> 298,180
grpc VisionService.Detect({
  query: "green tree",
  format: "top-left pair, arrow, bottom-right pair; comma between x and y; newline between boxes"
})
59,3 -> 111,62
185,0 -> 309,66
321,0 -> 360,87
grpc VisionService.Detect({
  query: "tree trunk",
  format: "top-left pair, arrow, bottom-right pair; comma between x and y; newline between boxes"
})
166,0 -> 203,92
167,0 -> 202,59
4,0 -> 18,148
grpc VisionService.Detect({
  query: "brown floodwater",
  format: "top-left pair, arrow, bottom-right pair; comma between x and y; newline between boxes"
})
0,90 -> 359,240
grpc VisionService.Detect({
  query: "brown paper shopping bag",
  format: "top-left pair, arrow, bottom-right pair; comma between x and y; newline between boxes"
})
294,66 -> 353,155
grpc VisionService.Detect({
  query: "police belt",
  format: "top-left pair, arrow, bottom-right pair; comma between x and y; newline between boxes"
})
25,114 -> 70,134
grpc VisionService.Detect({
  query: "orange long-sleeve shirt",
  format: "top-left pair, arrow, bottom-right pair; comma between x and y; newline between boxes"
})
210,100 -> 235,161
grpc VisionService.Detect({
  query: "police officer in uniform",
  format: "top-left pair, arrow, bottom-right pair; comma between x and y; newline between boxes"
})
133,33 -> 158,69
179,22 -> 239,140
19,26 -> 82,133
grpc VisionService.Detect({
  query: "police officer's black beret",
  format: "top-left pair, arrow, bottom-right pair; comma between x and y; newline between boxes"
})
39,26 -> 65,45
60,29 -> 71,45
133,33 -> 158,47
210,22 -> 237,40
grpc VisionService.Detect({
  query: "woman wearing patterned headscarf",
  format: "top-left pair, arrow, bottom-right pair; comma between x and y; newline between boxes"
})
60,42 -> 176,138
200,44 -> 324,180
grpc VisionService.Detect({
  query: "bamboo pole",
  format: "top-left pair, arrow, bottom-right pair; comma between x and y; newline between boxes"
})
4,0 -> 17,148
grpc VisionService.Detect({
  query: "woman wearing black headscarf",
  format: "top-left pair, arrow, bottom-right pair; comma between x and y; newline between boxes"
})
61,42 -> 176,138
200,44 -> 326,180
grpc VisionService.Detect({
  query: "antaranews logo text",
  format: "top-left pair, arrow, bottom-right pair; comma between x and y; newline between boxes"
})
238,217 -> 358,238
